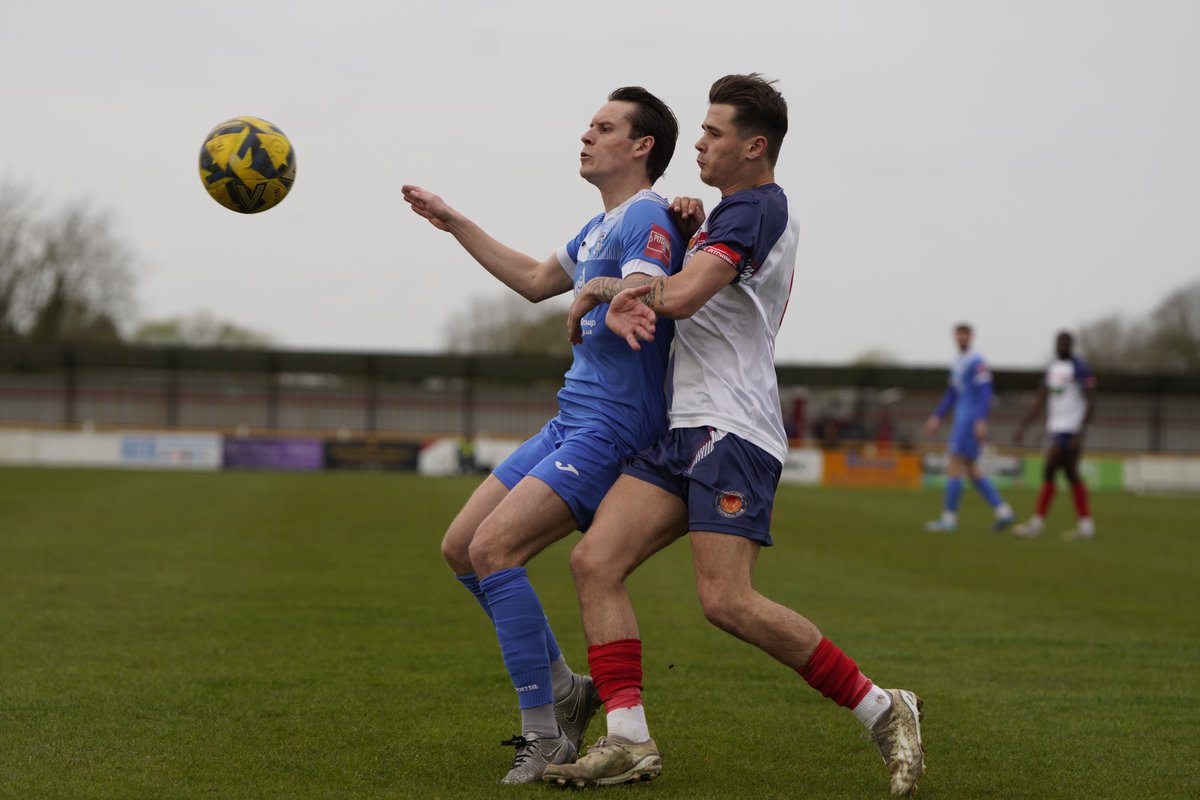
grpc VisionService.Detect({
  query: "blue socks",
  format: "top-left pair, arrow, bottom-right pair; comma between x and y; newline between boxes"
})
456,572 -> 494,622
479,567 -> 554,709
972,476 -> 1004,508
944,477 -> 964,512
456,571 -> 562,662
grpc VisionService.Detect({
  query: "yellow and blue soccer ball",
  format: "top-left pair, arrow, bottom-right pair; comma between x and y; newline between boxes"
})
199,116 -> 296,213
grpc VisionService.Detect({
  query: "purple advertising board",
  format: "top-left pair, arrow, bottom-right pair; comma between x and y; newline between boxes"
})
222,437 -> 325,471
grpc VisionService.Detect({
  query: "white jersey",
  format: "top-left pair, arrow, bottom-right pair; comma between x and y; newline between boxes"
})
1045,356 -> 1096,434
667,183 -> 800,464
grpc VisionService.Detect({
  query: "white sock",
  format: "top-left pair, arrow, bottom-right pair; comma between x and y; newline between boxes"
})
996,503 -> 1013,519
1078,517 -> 1095,535
941,511 -> 958,526
1026,515 -> 1044,530
852,685 -> 893,729
549,655 -> 574,701
606,705 -> 651,743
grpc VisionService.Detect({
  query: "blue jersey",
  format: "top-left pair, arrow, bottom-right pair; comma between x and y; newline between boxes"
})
553,189 -> 684,452
935,350 -> 993,426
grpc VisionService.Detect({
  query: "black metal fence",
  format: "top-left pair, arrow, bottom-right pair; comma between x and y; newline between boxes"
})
1,344 -> 1197,453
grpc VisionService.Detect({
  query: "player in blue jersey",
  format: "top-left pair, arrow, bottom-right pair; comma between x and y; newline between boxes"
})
399,87 -> 684,784
1012,331 -> 1097,540
543,74 -> 926,798
922,323 -> 1016,532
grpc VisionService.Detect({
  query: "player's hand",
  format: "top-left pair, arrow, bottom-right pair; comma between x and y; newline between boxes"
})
670,196 -> 706,240
922,415 -> 940,437
567,291 -> 602,345
974,419 -> 988,441
606,285 -> 657,351
401,184 -> 454,232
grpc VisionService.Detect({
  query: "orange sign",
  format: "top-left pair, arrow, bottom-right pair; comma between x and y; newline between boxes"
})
823,450 -> 922,489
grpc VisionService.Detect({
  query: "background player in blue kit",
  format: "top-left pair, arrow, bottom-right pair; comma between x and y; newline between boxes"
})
1012,330 -> 1098,540
923,323 -> 1016,533
399,87 -> 683,784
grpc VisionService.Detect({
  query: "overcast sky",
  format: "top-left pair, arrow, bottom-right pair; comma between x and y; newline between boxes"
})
2,0 -> 1196,368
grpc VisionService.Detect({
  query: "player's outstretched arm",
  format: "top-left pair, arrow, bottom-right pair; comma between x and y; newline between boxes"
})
400,184 -> 572,302
605,285 -> 658,351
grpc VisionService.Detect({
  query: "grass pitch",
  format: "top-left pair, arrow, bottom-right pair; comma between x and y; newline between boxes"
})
1,468 -> 1197,799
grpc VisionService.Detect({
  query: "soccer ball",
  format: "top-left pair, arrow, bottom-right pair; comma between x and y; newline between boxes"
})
198,116 -> 296,213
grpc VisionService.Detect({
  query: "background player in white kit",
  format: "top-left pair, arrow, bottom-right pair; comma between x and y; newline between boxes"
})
542,74 -> 926,798
1012,331 -> 1098,540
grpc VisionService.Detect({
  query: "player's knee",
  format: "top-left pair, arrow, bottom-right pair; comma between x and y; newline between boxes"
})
569,538 -> 602,586
467,523 -> 512,576
441,529 -> 472,574
696,586 -> 750,636
569,537 -> 622,589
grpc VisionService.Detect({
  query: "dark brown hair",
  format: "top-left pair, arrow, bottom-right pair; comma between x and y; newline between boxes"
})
608,86 -> 679,183
708,73 -> 788,165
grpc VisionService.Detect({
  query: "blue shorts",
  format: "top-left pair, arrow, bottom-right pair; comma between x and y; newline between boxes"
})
492,417 -> 627,531
622,427 -> 782,546
948,423 -> 981,462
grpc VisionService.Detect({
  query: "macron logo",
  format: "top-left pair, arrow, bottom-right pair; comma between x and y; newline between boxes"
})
555,461 -> 579,477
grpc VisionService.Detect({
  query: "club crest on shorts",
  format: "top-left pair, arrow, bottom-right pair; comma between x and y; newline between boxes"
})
716,490 -> 747,518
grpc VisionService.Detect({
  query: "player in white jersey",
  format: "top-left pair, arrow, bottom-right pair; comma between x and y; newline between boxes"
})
401,87 -> 684,784
542,74 -> 926,798
1012,331 -> 1098,539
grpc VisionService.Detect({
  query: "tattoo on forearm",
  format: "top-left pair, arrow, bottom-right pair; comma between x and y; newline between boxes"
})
589,275 -> 667,310
638,277 -> 666,309
592,278 -> 625,303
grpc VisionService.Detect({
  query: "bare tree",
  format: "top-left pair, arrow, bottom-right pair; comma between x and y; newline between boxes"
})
1077,278 -> 1200,372
444,292 -> 572,357
0,183 -> 136,343
1146,278 -> 1200,372
1077,313 -> 1146,370
849,347 -> 901,367
133,310 -> 274,348
0,185 -> 39,341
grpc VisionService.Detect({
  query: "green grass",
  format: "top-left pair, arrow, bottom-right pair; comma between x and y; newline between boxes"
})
1,468 -> 1197,799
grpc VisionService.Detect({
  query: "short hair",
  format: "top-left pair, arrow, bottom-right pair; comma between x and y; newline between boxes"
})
608,86 -> 679,184
708,73 -> 789,165
954,322 -> 973,335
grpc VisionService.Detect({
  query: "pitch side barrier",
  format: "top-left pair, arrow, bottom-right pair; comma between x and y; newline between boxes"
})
1,427 -> 1198,492
1,344 -> 1198,467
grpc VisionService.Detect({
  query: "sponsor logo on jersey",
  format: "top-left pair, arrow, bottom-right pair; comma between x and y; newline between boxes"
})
703,242 -> 741,269
643,224 -> 673,263
716,490 -> 747,518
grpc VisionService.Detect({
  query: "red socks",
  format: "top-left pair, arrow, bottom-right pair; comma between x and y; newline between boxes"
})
1071,481 -> 1091,518
588,638 -> 643,711
800,637 -> 872,708
1036,481 -> 1056,516
592,636 -> 876,713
